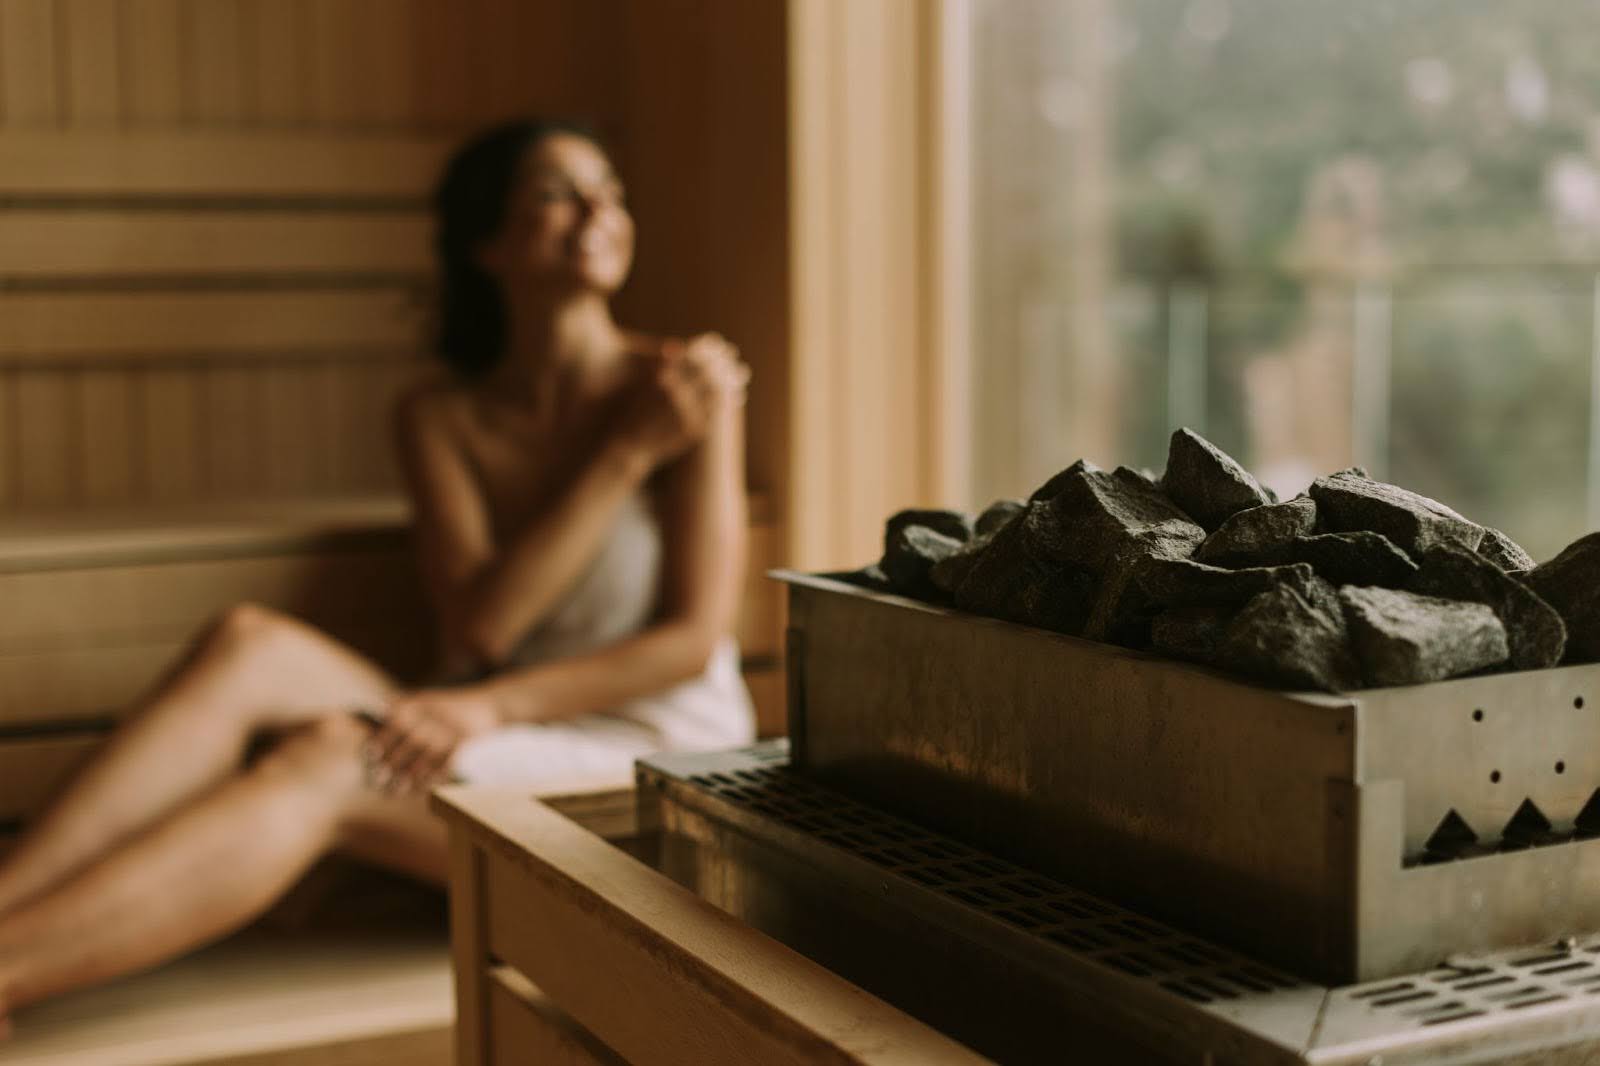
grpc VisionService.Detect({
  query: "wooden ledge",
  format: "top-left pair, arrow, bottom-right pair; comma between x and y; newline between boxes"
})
2,924 -> 452,1066
0,497 -> 411,573
0,493 -> 777,575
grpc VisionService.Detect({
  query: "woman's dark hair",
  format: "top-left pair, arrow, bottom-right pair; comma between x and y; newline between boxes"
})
431,118 -> 606,378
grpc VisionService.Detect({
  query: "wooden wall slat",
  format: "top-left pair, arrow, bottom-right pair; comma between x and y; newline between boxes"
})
364,0 -> 414,126
308,359 -> 345,493
122,0 -> 181,124
0,291 -> 420,356
0,130 -> 453,196
360,359 -> 414,490
0,370 -> 13,505
0,211 -> 430,276
493,0 -> 574,116
471,0 -> 521,121
309,0 -> 355,126
0,640 -> 179,724
185,0 -> 247,123
262,364 -> 318,494
62,0 -> 120,125
315,0 -> 412,127
201,364 -> 261,496
78,368 -> 137,503
140,367 -> 202,500
248,0 -> 308,125
410,0 -> 471,128
14,369 -> 75,505
0,0 -> 62,126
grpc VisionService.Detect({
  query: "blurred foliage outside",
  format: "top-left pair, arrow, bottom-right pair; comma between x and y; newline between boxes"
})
972,0 -> 1600,559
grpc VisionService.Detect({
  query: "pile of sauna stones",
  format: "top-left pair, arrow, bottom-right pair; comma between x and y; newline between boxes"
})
848,427 -> 1594,692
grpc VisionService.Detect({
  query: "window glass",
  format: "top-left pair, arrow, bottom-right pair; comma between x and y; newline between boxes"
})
969,0 -> 1599,558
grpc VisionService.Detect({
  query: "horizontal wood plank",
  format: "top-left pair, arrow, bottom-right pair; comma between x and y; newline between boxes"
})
0,211 -> 430,277
0,548 -> 428,665
0,291 -> 424,359
0,641 -> 182,725
488,967 -> 626,1066
0,499 -> 409,572
0,131 -> 456,198
0,924 -> 451,1066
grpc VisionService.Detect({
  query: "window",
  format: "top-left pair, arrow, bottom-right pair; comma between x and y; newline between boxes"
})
965,0 -> 1599,559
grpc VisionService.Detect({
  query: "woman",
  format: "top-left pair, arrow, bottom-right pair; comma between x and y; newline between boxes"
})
0,119 -> 754,1026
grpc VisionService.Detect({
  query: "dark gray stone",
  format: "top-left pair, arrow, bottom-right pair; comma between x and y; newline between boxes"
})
1028,458 -> 1101,504
1193,496 -> 1318,567
1478,527 -> 1536,572
884,508 -> 973,552
1407,545 -> 1565,670
1524,533 -> 1600,662
1309,470 -> 1485,557
1160,428 -> 1275,532
975,499 -> 1026,537
1026,465 -> 1205,572
1151,606 -> 1232,665
1136,557 -> 1319,610
1079,550 -> 1155,645
1278,531 -> 1419,588
952,520 -> 1030,620
880,525 -> 964,601
929,533 -> 991,595
1217,585 -> 1362,692
950,527 -> 1097,636
1338,585 -> 1509,687
836,565 -> 893,593
1296,572 -> 1347,619
1014,564 -> 1098,635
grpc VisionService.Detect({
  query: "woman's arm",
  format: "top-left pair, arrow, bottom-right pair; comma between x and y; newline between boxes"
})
393,347 -> 720,673
372,338 -> 748,790
480,350 -> 749,723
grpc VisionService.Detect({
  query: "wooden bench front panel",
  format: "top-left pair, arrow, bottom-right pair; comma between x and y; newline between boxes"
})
437,788 -> 986,1066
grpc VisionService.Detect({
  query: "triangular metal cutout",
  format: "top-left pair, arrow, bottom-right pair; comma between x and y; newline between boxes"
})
1421,808 -> 1478,862
1500,798 -> 1555,850
1575,789 -> 1600,838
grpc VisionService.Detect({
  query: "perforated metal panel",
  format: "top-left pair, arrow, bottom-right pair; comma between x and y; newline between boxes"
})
641,743 -> 1600,1064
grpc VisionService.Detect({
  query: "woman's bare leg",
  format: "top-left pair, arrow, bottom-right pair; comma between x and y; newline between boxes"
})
0,603 -> 397,916
0,714 -> 446,1024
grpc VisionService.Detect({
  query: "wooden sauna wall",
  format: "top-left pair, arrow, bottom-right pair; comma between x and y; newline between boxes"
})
0,0 -> 790,513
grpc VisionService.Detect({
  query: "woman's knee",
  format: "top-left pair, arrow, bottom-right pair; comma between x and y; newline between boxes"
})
210,601 -> 290,649
251,714 -> 368,789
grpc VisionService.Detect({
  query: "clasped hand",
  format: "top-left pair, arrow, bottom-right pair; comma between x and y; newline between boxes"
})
622,332 -> 750,463
362,687 -> 501,794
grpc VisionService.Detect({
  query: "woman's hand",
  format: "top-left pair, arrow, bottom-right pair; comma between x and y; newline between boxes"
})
365,687 -> 502,794
619,333 -> 749,466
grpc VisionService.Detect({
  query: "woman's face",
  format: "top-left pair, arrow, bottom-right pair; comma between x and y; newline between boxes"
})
478,133 -> 635,296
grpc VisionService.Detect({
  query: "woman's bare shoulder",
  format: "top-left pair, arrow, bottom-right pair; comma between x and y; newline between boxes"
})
393,372 -> 473,439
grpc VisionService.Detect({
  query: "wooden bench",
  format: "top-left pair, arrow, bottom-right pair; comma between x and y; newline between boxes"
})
0,497 -> 785,1064
0,496 -> 785,830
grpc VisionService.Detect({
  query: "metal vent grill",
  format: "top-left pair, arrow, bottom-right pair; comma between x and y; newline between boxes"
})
1336,947 -> 1600,1027
685,758 -> 1306,1008
670,745 -> 1600,1052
